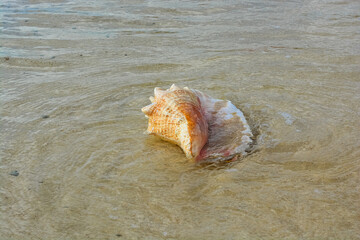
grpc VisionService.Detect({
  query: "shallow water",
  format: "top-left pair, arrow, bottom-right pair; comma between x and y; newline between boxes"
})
1,0 -> 360,239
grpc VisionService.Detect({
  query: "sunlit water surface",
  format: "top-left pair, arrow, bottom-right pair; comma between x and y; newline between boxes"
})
1,0 -> 359,239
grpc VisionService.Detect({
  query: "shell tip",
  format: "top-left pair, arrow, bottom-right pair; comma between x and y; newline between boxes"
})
170,84 -> 181,91
154,87 -> 166,98
141,103 -> 155,115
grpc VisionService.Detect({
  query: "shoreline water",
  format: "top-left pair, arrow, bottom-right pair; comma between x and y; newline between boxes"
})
1,0 -> 359,239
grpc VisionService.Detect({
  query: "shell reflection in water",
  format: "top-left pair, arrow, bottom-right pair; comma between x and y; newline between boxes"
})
142,84 -> 253,161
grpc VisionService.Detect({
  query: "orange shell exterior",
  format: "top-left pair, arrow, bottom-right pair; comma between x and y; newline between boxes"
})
142,85 -> 208,159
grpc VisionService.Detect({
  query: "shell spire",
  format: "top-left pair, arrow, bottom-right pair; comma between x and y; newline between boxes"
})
141,84 -> 208,159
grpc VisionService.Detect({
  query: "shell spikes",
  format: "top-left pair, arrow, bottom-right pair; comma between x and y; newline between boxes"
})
141,84 -> 208,159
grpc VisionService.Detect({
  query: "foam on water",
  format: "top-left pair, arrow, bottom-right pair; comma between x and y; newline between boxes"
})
279,111 -> 295,125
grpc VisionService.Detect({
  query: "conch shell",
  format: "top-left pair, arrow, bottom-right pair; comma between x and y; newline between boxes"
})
142,84 -> 253,161
142,84 -> 208,159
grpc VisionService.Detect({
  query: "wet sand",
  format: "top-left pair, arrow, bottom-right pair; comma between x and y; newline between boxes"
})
1,0 -> 360,239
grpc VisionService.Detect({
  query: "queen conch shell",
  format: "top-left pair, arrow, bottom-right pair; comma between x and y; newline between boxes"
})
142,84 -> 253,161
